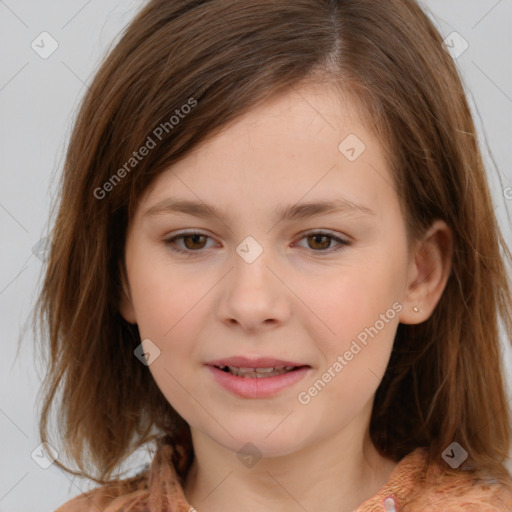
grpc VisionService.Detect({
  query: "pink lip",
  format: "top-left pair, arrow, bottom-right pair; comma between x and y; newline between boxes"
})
206,365 -> 311,398
205,356 -> 306,368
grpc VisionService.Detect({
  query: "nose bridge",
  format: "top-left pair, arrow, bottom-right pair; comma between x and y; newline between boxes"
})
231,234 -> 272,289
235,235 -> 267,267
218,233 -> 288,328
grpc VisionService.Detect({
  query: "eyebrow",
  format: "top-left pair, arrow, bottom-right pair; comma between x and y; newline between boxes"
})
143,197 -> 376,222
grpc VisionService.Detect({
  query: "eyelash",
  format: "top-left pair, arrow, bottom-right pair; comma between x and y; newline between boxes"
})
163,230 -> 351,257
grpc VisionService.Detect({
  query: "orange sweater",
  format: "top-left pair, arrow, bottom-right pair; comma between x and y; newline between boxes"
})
55,436 -> 512,511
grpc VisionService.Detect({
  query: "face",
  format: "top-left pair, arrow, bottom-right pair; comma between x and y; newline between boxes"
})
121,83 -> 419,458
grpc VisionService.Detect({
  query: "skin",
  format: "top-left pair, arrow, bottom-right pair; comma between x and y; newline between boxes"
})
120,82 -> 453,512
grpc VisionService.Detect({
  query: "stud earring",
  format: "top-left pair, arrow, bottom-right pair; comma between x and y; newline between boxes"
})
412,306 -> 422,313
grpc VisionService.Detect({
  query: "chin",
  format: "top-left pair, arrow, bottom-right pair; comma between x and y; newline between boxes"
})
212,428 -> 305,460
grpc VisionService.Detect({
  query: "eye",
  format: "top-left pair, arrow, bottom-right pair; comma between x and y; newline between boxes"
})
164,230 -> 216,256
163,230 -> 350,256
293,230 -> 350,253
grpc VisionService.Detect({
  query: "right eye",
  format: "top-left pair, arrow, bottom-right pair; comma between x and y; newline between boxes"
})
163,230 -> 216,256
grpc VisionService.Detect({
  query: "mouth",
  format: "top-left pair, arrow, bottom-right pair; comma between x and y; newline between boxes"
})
214,364 -> 307,378
206,363 -> 311,398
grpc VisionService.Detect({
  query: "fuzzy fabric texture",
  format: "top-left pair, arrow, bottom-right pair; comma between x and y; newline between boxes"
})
55,436 -> 512,511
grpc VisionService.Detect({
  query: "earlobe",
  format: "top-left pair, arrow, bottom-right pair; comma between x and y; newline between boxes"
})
399,220 -> 453,325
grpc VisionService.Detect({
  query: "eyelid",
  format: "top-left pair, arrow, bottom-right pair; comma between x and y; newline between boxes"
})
163,228 -> 351,256
163,229 -> 218,255
292,230 -> 350,251
298,228 -> 350,242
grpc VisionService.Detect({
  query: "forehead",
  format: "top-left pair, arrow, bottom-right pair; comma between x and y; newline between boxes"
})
137,83 -> 396,220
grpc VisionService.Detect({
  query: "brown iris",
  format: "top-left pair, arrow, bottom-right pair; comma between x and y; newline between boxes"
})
306,234 -> 332,251
182,234 -> 208,250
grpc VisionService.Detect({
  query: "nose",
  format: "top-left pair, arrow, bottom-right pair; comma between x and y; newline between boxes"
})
217,239 -> 291,332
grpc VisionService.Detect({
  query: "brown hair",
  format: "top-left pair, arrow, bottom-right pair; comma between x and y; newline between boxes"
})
31,0 -> 512,507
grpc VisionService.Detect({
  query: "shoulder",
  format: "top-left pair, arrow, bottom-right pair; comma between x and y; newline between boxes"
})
366,448 -> 512,511
54,465 -> 151,512
409,450 -> 512,511
54,493 -> 106,512
418,476 -> 512,511
54,478 -> 145,512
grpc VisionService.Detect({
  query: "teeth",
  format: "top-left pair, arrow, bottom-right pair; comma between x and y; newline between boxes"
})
218,364 -> 298,378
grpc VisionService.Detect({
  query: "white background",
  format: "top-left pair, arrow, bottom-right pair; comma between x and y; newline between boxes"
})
1,1 -> 511,510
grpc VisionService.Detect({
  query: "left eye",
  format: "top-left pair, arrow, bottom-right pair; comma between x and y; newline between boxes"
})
163,230 -> 350,256
294,231 -> 350,252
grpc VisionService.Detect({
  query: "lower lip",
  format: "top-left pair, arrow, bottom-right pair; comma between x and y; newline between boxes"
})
206,365 -> 310,398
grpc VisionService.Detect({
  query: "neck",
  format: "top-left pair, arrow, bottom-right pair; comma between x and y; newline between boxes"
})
183,417 -> 397,512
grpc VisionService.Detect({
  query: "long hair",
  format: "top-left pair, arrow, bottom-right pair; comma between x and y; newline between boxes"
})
31,0 -> 512,508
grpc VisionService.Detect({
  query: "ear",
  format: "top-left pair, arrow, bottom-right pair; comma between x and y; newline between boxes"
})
118,266 -> 137,325
399,219 -> 453,325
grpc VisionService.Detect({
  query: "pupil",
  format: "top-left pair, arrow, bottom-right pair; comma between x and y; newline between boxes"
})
185,234 -> 204,249
310,235 -> 329,250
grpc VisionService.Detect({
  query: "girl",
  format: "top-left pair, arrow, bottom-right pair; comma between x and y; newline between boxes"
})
33,0 -> 512,510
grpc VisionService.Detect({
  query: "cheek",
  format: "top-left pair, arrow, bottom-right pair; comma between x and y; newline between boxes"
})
301,277 -> 400,411
295,249 -> 406,373
127,244 -> 210,337
299,264 -> 402,338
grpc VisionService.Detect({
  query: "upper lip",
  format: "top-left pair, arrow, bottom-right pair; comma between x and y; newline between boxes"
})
205,356 -> 309,368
